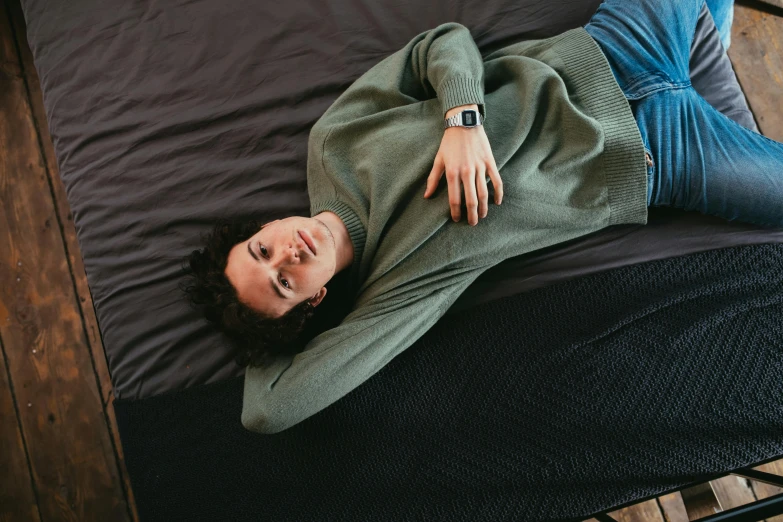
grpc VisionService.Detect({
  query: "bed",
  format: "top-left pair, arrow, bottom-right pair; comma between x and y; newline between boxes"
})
19,0 -> 783,520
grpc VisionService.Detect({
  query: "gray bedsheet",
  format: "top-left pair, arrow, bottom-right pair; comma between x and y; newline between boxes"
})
20,0 -> 783,401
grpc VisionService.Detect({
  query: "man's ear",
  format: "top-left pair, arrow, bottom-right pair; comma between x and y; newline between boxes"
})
309,287 -> 327,307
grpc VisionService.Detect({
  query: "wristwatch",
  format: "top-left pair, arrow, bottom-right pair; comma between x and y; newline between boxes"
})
444,108 -> 484,129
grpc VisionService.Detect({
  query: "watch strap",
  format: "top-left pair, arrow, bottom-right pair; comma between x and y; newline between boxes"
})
444,109 -> 484,129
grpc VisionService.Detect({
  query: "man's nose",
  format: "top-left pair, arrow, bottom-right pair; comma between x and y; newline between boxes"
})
275,242 -> 299,265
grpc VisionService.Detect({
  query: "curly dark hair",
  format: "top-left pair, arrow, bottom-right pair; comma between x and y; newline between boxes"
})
178,218 -> 354,369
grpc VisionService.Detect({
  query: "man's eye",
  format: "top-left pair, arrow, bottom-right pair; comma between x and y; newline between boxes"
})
260,245 -> 291,291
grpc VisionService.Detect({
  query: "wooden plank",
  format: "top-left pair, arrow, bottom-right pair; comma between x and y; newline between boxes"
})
708,475 -> 758,515
0,4 -> 131,521
0,3 -> 20,78
588,499 -> 667,521
657,492 -> 691,522
0,344 -> 41,522
8,0 -> 56,182
749,461 -> 783,522
0,139 -> 41,521
0,9 -> 41,522
6,1 -> 140,520
728,4 -> 783,141
0,339 -> 40,521
680,482 -> 723,519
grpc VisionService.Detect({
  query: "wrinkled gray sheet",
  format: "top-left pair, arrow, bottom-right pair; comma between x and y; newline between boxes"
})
20,0 -> 783,400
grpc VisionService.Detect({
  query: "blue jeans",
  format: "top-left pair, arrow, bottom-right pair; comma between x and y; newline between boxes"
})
706,0 -> 734,50
585,0 -> 783,229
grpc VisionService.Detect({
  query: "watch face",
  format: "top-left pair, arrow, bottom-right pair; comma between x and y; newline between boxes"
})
462,110 -> 477,126
462,110 -> 478,127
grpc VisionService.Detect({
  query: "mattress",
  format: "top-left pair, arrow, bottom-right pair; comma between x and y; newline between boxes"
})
112,242 -> 783,522
19,0 -> 783,401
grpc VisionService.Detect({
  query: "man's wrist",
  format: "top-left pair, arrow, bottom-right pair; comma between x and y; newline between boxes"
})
445,104 -> 480,120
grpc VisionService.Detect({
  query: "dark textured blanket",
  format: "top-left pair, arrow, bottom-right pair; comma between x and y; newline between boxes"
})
114,242 -> 783,522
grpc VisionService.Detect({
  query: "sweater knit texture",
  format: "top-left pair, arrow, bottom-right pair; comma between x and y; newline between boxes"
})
242,22 -> 649,434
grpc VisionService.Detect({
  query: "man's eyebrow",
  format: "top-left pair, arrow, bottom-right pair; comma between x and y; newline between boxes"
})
247,242 -> 288,300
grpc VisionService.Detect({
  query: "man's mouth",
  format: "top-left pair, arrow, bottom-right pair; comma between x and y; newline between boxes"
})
298,230 -> 316,255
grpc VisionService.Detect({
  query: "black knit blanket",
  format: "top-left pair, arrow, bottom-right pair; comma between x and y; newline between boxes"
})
114,242 -> 783,522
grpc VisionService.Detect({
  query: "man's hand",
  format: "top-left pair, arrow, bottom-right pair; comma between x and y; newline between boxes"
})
423,104 -> 503,226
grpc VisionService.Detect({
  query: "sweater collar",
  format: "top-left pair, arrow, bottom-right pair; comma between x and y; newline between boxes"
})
313,199 -> 366,300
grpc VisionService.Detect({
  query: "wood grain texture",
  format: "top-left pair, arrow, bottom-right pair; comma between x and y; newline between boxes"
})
751,460 -> 783,522
6,1 -> 140,520
708,475 -> 758,514
680,482 -> 722,520
603,499 -> 666,521
0,10 -> 42,522
0,3 -> 131,521
657,492 -> 691,522
0,4 -> 19,78
0,192 -> 41,521
0,347 -> 41,522
728,4 -> 783,140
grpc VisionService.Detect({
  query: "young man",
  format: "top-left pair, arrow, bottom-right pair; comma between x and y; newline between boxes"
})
232,0 -> 783,434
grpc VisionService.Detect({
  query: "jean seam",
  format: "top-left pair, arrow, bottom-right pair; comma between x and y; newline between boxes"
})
620,0 -> 704,100
626,80 -> 691,101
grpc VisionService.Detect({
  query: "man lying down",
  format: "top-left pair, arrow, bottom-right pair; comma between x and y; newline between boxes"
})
182,0 -> 783,434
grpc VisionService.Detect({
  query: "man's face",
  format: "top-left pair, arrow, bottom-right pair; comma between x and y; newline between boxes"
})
225,216 -> 336,318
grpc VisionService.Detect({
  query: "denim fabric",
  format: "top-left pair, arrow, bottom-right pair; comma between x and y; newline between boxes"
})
586,0 -> 783,229
706,0 -> 734,50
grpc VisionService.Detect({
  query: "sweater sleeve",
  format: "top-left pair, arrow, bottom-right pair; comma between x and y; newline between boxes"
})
407,22 -> 486,119
240,286 -> 449,434
312,21 -> 486,129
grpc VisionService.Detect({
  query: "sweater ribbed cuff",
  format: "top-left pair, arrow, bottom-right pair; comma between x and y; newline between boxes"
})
440,77 -> 486,120
555,28 -> 649,226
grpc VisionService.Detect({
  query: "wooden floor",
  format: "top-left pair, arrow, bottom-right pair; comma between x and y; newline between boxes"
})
0,0 -> 782,520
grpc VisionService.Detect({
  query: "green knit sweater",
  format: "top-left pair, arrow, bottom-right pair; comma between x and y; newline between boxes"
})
242,22 -> 648,434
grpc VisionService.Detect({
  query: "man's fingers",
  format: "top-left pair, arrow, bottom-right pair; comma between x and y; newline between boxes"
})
462,167 -> 479,226
447,167 -> 462,222
476,165 -> 488,222
487,161 -> 503,205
